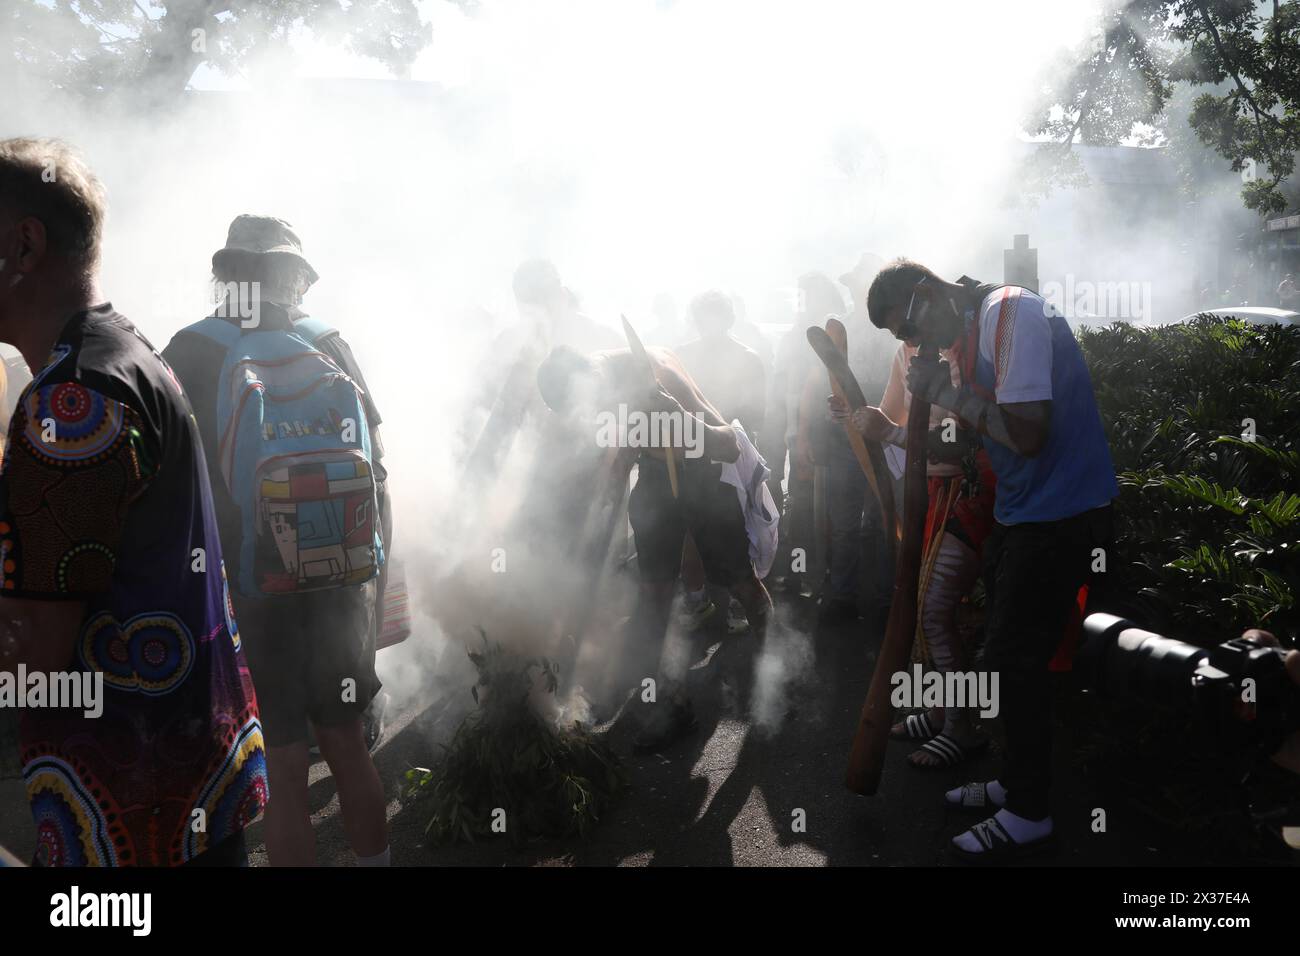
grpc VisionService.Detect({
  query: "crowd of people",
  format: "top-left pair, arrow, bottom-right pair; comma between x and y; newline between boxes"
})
0,136 -> 1296,869
0,139 -> 388,868
531,245 -> 1122,859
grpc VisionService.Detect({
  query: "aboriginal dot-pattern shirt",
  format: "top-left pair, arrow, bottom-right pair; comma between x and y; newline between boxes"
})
1,305 -> 268,866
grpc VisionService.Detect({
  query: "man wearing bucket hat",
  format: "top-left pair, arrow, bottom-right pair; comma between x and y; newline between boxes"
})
163,214 -> 393,867
214,214 -> 321,291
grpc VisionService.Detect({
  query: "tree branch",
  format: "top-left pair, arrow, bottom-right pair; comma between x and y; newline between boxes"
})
1194,0 -> 1287,154
1061,50 -> 1102,149
1273,0 -> 1282,74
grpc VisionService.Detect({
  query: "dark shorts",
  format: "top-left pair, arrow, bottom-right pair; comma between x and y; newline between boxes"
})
235,580 -> 381,747
628,454 -> 753,587
184,830 -> 249,867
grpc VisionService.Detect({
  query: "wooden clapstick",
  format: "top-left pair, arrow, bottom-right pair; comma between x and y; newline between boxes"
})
824,318 -> 889,526
621,315 -> 678,497
806,323 -> 897,545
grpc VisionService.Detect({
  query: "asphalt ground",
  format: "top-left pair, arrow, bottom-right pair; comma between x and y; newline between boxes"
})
243,589 -> 1215,867
3,585 -> 1294,867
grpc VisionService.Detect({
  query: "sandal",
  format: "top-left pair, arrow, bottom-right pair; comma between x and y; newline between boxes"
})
948,816 -> 1058,864
889,711 -> 938,742
908,733 -> 988,770
681,598 -> 720,633
944,780 -> 1006,811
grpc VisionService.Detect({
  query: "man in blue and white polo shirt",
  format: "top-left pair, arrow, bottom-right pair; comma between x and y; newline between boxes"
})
864,258 -> 1117,862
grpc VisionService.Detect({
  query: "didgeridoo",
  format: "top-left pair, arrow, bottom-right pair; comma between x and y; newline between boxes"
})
844,343 -> 937,795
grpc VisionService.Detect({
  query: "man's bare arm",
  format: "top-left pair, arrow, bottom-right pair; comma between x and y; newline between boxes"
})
0,597 -> 86,673
651,350 -> 727,422
653,359 -> 741,463
949,394 -> 1051,458
906,355 -> 1052,458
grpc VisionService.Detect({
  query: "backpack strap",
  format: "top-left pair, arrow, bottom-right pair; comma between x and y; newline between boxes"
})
185,315 -> 244,350
953,277 -> 1001,401
294,317 -> 384,441
291,316 -> 336,345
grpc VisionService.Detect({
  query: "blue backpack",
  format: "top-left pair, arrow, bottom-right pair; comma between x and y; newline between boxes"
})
189,315 -> 382,597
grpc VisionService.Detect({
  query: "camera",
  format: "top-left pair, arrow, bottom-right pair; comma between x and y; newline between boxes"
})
1078,613 -> 1300,830
1079,613 -> 1300,754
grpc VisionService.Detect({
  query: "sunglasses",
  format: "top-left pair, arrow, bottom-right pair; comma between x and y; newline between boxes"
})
896,285 -> 923,341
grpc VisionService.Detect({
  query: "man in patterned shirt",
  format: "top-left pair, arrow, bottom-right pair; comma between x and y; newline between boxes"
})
0,138 -> 267,867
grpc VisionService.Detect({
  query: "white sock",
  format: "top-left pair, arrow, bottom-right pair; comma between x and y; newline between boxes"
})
952,808 -> 1052,853
684,587 -> 708,609
993,808 -> 1053,841
944,778 -> 1006,807
356,846 -> 391,867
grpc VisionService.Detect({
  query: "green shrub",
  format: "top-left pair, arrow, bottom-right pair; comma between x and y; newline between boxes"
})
1078,316 -> 1300,646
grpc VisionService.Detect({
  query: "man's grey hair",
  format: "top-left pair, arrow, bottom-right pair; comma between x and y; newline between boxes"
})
0,137 -> 107,271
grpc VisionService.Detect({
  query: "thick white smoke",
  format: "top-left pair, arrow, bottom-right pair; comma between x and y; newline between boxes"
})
4,0 -> 1174,714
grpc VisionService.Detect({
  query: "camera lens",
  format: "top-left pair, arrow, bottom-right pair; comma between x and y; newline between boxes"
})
1079,613 -> 1212,709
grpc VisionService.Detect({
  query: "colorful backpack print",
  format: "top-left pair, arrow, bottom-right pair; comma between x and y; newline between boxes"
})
188,315 -> 382,596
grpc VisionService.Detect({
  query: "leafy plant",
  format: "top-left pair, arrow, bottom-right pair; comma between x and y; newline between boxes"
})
1073,317 -> 1299,856
1079,316 -> 1300,646
402,631 -> 625,847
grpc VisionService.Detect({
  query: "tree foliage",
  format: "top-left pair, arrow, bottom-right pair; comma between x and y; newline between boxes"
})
1028,0 -> 1300,216
3,0 -> 436,107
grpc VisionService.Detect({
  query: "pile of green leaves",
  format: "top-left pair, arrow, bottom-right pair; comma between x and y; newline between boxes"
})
403,633 -> 625,847
1079,316 -> 1300,646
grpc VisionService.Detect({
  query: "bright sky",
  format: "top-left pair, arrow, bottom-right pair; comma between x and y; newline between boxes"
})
192,0 -> 1103,119
186,0 -> 1105,294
